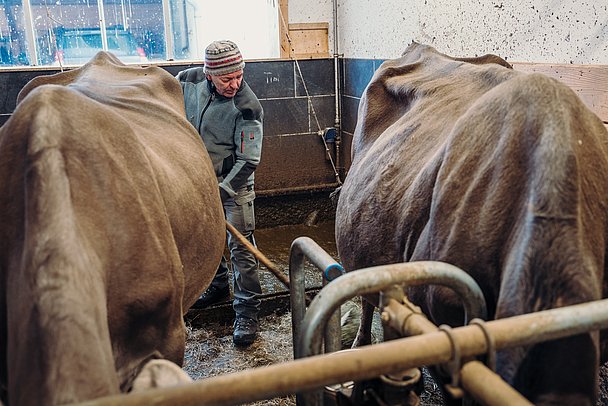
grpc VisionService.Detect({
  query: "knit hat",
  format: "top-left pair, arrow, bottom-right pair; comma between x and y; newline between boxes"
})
204,40 -> 245,76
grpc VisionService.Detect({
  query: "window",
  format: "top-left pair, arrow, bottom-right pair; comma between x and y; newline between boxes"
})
0,0 -> 281,67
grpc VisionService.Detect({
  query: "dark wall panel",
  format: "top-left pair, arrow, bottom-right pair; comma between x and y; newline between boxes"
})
0,70 -> 56,114
261,98 -> 309,136
342,58 -> 384,98
340,132 -> 353,173
296,58 -> 335,97
310,95 -> 337,132
161,64 -> 190,76
0,114 -> 9,127
338,58 -> 383,177
342,58 -> 374,98
256,133 -> 338,194
0,57 -> 378,196
246,61 -> 295,99
341,95 -> 360,136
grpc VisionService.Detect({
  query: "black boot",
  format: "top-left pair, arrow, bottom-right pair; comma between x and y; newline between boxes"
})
191,285 -> 230,309
233,316 -> 258,346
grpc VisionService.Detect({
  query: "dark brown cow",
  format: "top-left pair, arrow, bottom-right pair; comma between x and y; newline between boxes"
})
0,52 -> 225,405
335,42 -> 608,405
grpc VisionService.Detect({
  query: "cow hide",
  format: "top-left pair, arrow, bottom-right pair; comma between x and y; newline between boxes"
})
336,42 -> 608,405
0,52 -> 225,405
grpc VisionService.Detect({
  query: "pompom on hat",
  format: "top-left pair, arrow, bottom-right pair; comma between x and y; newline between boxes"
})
204,40 -> 245,76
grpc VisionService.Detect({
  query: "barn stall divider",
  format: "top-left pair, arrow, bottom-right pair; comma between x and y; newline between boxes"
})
71,242 -> 608,406
294,260 -> 527,405
289,236 -> 345,358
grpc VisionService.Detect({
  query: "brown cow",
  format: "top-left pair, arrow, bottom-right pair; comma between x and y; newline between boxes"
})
0,52 -> 225,405
335,42 -> 608,405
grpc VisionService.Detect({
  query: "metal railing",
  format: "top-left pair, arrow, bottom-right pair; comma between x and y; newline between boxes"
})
55,240 -> 608,406
289,236 -> 345,359
71,296 -> 608,406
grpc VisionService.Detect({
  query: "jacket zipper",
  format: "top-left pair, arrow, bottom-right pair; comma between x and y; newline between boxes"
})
197,93 -> 215,132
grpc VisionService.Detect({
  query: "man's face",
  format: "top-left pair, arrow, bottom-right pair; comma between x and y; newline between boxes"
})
208,69 -> 243,98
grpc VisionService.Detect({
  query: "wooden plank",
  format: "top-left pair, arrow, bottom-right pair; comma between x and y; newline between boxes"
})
279,0 -> 290,59
289,22 -> 329,31
512,62 -> 608,123
288,22 -> 329,59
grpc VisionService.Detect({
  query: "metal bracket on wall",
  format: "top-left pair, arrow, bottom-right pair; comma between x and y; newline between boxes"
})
322,127 -> 337,143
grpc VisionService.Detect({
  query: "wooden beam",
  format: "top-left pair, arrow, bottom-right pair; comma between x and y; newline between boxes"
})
512,62 -> 608,124
279,0 -> 290,59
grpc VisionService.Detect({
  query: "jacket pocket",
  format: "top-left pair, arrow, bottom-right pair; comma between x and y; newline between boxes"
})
234,189 -> 256,232
234,188 -> 255,206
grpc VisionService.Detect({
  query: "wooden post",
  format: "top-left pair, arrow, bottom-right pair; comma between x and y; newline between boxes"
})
279,0 -> 291,59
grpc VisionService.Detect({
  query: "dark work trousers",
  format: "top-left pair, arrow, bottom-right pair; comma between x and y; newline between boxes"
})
209,186 -> 262,321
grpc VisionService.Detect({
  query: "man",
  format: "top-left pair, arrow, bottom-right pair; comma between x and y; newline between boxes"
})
176,40 -> 263,346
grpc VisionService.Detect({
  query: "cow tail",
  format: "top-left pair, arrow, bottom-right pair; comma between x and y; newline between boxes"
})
7,93 -> 119,404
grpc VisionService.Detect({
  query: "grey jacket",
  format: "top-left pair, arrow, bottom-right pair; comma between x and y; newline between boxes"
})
176,67 -> 263,199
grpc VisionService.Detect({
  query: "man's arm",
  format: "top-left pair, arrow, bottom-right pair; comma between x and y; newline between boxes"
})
219,89 -> 263,199
219,114 -> 263,199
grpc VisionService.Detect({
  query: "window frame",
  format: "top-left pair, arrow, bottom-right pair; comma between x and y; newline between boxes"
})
2,0 -> 290,68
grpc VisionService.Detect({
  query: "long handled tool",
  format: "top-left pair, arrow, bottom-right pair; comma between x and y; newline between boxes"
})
225,220 -> 291,290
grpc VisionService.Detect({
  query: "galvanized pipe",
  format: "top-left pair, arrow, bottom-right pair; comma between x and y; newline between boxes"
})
322,265 -> 343,356
297,261 -> 487,360
72,298 -> 608,406
460,361 -> 532,406
289,236 -> 344,359
383,297 -> 437,336
332,0 -> 342,180
296,261 -> 487,405
383,298 -> 532,405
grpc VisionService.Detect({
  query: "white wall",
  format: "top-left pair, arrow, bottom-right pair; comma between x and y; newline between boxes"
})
289,0 -> 608,64
187,0 -> 280,60
287,0 -> 335,53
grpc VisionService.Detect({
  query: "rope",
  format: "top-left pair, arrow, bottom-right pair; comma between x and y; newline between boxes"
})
278,7 -> 342,185
438,324 -> 462,387
438,324 -> 465,399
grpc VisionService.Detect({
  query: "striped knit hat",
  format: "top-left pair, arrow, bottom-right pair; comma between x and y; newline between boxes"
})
204,40 -> 245,76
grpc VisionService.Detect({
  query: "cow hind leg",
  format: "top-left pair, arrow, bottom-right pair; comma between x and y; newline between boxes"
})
352,298 -> 375,348
512,333 -> 598,405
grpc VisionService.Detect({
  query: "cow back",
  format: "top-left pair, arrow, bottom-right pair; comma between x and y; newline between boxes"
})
0,52 -> 224,404
336,42 -> 608,404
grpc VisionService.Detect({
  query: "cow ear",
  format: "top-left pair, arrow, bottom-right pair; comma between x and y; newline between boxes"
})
455,54 -> 512,69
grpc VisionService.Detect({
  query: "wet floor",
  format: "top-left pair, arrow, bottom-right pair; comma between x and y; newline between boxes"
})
183,221 -> 608,406
250,220 -> 338,294
183,221 -> 443,406
184,221 -> 339,406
